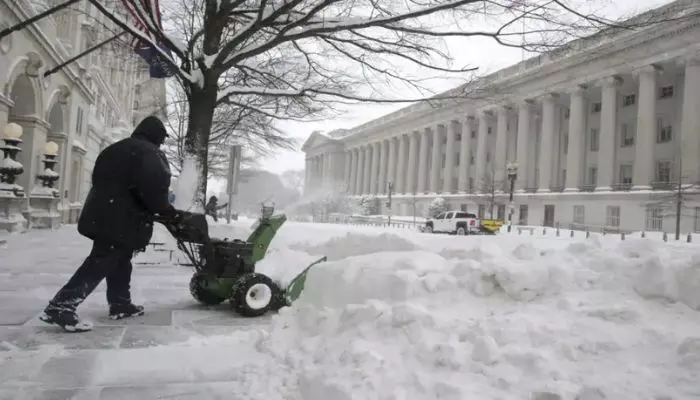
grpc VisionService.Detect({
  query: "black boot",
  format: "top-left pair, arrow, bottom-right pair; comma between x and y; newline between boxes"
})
109,303 -> 145,320
39,306 -> 93,333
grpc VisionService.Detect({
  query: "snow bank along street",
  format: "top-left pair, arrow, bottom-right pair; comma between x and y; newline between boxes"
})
1,220 -> 700,399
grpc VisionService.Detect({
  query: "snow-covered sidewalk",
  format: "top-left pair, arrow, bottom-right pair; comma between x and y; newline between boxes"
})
1,221 -> 700,399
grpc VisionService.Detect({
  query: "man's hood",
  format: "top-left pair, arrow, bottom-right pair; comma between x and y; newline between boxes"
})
131,116 -> 168,145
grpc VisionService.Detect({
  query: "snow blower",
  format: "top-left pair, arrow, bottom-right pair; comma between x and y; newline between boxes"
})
155,205 -> 326,317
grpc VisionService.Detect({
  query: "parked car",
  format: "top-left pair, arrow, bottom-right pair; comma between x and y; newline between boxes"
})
424,211 -> 480,235
424,212 -> 505,235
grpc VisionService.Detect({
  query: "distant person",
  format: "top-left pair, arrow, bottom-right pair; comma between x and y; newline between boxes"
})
40,116 -> 177,333
204,195 -> 228,222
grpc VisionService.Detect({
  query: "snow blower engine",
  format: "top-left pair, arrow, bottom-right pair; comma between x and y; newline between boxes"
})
155,205 -> 326,317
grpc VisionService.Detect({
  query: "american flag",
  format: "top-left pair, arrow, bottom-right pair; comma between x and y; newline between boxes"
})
120,0 -> 176,78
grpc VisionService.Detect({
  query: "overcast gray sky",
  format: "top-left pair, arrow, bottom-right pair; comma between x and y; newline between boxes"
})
248,0 -> 677,176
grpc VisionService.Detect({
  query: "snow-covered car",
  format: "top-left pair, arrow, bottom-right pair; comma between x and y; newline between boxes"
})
424,211 -> 480,235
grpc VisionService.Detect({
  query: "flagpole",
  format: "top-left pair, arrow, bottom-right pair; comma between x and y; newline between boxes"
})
43,32 -> 127,78
0,0 -> 81,40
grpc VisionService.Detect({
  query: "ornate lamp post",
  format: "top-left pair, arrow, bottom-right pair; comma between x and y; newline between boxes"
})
0,122 -> 25,197
36,141 -> 60,197
506,162 -> 518,233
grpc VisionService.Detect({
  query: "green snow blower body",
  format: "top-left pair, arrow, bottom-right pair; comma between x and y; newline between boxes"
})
156,206 -> 325,317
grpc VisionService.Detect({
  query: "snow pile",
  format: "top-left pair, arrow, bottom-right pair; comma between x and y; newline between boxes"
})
246,231 -> 700,399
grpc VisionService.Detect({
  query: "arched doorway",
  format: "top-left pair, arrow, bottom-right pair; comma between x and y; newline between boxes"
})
46,87 -> 71,203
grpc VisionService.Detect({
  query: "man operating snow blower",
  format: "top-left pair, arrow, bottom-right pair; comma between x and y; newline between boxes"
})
40,116 -> 178,332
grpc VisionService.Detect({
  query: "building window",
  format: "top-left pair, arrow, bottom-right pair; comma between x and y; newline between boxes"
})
456,133 -> 462,141
620,124 -> 635,147
478,204 -> 486,218
657,118 -> 672,143
518,205 -> 528,225
486,152 -> 490,163
561,169 -> 567,185
469,152 -> 474,165
588,167 -> 598,185
460,204 -> 468,212
564,108 -> 570,119
563,134 -> 569,154
622,94 -> 636,107
619,164 -> 633,184
606,206 -> 621,227
468,177 -> 474,191
442,154 -> 446,168
455,153 -> 460,166
487,127 -> 492,135
471,130 -> 476,139
573,205 -> 585,224
659,85 -> 674,99
645,207 -> 663,231
589,129 -> 599,151
656,161 -> 671,182
592,102 -> 602,114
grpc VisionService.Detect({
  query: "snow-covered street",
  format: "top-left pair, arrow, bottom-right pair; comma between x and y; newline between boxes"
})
1,220 -> 700,399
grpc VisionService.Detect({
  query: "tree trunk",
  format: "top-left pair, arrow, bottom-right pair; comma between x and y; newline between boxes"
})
183,80 -> 218,209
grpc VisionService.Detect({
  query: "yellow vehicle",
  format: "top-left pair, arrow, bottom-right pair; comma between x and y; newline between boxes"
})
479,218 -> 505,234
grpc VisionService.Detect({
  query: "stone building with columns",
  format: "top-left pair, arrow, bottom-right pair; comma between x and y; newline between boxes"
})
302,0 -> 700,233
0,0 -> 166,230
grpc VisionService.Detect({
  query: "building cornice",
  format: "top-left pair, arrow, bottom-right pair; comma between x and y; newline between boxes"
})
332,3 -> 700,145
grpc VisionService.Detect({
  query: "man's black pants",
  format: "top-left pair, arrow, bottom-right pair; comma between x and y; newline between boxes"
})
47,241 -> 134,312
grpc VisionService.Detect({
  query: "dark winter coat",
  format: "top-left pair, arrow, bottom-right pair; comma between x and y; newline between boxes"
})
77,116 -> 174,250
205,196 -> 227,215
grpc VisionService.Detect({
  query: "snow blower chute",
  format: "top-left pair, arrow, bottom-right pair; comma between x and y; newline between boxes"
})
155,205 -> 326,317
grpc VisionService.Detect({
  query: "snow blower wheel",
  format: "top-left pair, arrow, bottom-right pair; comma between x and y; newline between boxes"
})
230,273 -> 284,317
189,273 -> 226,305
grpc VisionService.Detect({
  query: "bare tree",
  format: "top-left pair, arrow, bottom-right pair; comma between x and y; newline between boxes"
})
159,81 -> 294,179
644,159 -> 700,240
479,168 -> 501,219
85,0 -> 687,206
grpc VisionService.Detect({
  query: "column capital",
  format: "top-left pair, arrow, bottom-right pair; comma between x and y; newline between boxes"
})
678,53 -> 700,67
517,98 -> 535,110
566,84 -> 588,96
632,64 -> 663,78
596,75 -> 623,88
538,92 -> 560,103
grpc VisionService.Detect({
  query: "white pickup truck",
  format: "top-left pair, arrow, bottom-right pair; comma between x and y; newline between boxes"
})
424,211 -> 480,235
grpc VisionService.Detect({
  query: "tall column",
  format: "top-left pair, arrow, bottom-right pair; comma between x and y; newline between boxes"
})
493,106 -> 510,190
407,132 -> 419,193
417,129 -> 430,193
304,158 -> 311,193
355,148 -> 365,195
633,65 -> 660,189
458,117 -> 473,192
596,76 -> 621,191
344,150 -> 352,191
396,134 -> 407,193
348,150 -> 357,194
363,145 -> 372,194
565,85 -> 587,191
538,94 -> 557,193
378,139 -> 388,194
474,111 -> 490,189
370,142 -> 380,194
387,137 -> 397,189
516,101 -> 532,191
430,125 -> 443,193
680,56 -> 700,185
443,121 -> 457,193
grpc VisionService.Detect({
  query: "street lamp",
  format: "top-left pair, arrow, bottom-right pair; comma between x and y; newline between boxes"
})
1,122 -> 25,196
506,162 -> 518,232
